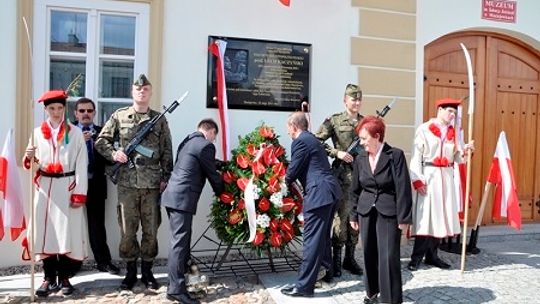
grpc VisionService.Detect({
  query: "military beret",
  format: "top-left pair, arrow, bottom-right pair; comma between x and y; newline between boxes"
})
345,84 -> 362,99
38,90 -> 67,106
133,74 -> 152,86
436,98 -> 461,108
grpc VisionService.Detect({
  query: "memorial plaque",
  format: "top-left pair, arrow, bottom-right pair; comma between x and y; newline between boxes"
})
207,36 -> 311,111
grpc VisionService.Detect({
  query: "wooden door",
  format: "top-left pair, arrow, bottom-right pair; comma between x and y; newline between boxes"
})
424,32 -> 540,225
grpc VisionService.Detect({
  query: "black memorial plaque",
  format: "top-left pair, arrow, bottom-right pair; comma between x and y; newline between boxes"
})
207,36 -> 311,111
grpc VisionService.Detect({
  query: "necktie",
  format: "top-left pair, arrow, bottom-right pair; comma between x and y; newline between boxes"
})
83,126 -> 94,177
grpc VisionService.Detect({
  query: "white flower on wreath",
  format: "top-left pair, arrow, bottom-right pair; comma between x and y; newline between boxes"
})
252,184 -> 262,200
270,192 -> 283,208
256,213 -> 271,228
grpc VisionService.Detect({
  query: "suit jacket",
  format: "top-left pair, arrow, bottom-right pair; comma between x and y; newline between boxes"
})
161,132 -> 224,214
286,131 -> 342,212
349,143 -> 412,224
74,122 -> 108,200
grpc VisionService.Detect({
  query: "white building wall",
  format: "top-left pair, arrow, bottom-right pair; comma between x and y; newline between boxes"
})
415,0 -> 540,126
158,0 -> 359,263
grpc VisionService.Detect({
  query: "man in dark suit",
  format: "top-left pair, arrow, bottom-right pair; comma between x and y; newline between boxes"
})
73,98 -> 120,275
281,112 -> 342,298
161,118 -> 224,304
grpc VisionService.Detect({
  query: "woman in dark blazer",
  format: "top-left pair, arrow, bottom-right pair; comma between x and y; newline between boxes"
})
349,116 -> 412,304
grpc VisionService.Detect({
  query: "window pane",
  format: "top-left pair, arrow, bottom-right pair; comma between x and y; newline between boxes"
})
100,15 -> 136,56
50,59 -> 86,97
51,11 -> 87,53
100,60 -> 134,98
98,101 -> 131,125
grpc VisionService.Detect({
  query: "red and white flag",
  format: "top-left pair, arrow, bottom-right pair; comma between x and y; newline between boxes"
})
487,131 -> 521,230
209,39 -> 231,160
0,128 -> 26,241
453,105 -> 467,216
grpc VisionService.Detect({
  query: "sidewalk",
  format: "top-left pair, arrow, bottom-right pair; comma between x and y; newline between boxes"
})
1,224 -> 539,303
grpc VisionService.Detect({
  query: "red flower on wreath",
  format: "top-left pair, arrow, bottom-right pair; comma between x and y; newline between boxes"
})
220,192 -> 234,204
258,197 -> 270,212
253,231 -> 265,246
223,171 -> 236,184
236,177 -> 249,191
236,153 -> 249,169
210,124 -> 304,254
259,126 -> 274,139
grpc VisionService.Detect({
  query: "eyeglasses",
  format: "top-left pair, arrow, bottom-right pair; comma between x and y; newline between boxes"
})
77,109 -> 95,113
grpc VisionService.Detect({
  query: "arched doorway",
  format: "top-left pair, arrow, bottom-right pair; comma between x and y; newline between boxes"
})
424,31 -> 540,225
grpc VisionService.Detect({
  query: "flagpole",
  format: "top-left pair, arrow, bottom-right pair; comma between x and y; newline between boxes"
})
460,43 -> 474,273
22,16 -> 36,302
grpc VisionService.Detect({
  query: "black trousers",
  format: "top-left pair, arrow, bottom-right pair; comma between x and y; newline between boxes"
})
86,178 -> 112,265
410,236 -> 440,263
42,255 -> 78,281
360,208 -> 403,304
296,203 -> 334,293
166,207 -> 193,296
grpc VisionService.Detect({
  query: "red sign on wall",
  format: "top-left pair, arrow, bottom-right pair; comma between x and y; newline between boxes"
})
481,0 -> 517,23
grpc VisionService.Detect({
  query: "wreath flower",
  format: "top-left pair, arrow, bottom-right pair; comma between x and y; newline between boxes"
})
210,124 -> 303,254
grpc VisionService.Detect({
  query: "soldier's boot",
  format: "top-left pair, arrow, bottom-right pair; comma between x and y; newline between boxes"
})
140,261 -> 160,289
332,245 -> 343,277
343,245 -> 363,275
120,261 -> 138,290
467,228 -> 481,255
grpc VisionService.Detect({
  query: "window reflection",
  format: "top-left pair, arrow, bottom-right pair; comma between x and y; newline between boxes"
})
50,11 -> 87,53
100,61 -> 134,98
50,59 -> 86,96
99,102 -> 131,125
100,15 -> 136,56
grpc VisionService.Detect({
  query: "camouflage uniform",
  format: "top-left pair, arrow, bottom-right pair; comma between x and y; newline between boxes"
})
95,106 -> 173,262
315,110 -> 364,276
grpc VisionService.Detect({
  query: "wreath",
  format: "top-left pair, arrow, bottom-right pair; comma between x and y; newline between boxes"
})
210,124 -> 304,254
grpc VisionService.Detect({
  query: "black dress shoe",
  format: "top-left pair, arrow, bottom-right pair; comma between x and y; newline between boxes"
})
407,260 -> 421,271
425,258 -> 451,269
281,287 -> 314,297
166,293 -> 200,304
97,262 -> 121,275
60,278 -> 75,295
35,280 -> 59,297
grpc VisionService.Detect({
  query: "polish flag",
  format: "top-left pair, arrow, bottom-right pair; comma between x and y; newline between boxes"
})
0,128 -> 26,241
279,0 -> 291,6
209,39 -> 231,160
487,131 -> 521,230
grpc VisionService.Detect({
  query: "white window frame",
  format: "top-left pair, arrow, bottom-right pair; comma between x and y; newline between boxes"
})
33,0 -> 150,126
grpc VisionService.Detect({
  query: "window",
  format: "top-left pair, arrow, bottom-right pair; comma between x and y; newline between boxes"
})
34,0 -> 149,125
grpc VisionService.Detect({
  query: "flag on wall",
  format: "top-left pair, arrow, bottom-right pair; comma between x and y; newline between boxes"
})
209,39 -> 232,160
487,131 -> 521,230
279,0 -> 291,7
0,128 -> 26,241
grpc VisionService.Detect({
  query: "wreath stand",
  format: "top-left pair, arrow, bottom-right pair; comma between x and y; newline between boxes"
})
189,224 -> 302,279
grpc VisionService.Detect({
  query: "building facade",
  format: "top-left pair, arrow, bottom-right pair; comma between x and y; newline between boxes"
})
0,0 -> 538,267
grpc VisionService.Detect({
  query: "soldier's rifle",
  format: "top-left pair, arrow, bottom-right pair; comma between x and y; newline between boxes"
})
332,97 -> 397,173
109,91 -> 188,184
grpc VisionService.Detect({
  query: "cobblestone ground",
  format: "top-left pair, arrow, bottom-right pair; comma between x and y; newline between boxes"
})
0,274 -> 274,304
1,237 -> 539,303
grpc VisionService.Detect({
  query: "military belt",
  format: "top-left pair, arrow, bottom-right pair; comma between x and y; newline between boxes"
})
134,157 -> 159,166
423,161 -> 454,167
39,170 -> 76,178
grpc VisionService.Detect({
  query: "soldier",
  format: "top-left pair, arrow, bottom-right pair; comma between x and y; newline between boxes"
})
95,74 -> 173,290
314,83 -> 364,277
